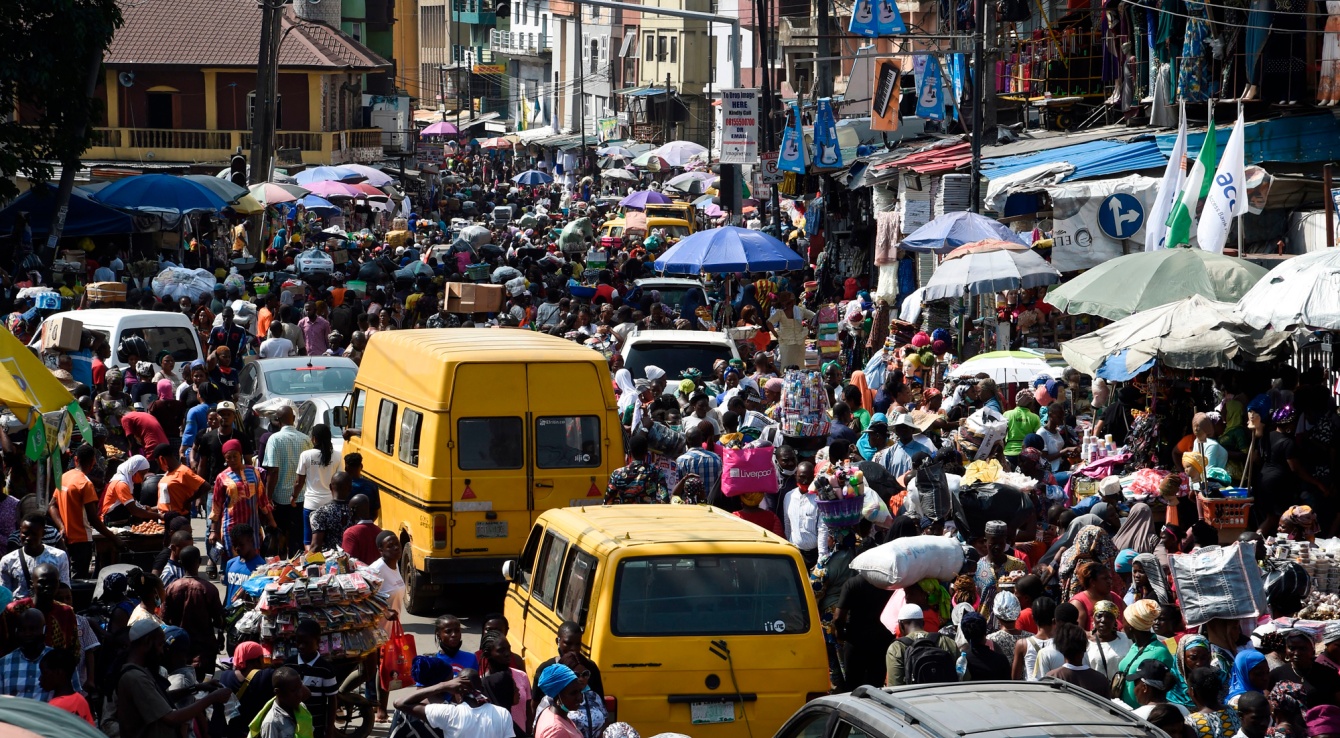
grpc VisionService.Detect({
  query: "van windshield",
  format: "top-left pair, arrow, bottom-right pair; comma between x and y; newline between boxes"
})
624,343 -> 732,382
119,327 -> 199,363
611,555 -> 809,636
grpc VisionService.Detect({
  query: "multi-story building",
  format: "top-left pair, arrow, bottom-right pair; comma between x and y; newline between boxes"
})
630,0 -> 713,145
550,0 -> 616,139
418,0 -> 509,120
494,0 -> 555,130
64,0 -> 390,167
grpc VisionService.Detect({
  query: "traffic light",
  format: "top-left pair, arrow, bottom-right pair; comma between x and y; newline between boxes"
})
230,148 -> 247,187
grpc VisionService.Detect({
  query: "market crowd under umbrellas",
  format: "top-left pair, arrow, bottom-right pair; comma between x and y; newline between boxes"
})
3,135 -> 1340,738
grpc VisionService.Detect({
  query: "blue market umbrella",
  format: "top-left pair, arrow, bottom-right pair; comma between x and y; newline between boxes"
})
620,190 -> 672,209
92,174 -> 229,214
512,169 -> 553,185
653,226 -> 806,274
299,194 -> 341,215
295,166 -> 360,185
898,211 -> 1028,254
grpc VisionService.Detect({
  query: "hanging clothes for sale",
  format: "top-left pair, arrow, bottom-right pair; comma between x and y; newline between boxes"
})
1176,0 -> 1212,102
875,211 -> 900,264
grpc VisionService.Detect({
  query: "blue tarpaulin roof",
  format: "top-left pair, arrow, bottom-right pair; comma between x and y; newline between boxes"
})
982,139 -> 1167,181
1155,113 -> 1340,165
616,87 -> 674,97
0,183 -> 136,237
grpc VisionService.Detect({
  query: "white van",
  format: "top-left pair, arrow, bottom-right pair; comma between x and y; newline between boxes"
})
30,309 -> 205,371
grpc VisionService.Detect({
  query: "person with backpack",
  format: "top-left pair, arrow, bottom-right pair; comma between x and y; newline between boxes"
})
885,603 -> 960,686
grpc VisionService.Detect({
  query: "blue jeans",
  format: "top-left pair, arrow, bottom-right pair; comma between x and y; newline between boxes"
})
302,507 -> 314,546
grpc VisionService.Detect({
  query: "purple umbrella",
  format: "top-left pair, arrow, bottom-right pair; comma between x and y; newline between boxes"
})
620,190 -> 672,209
304,180 -> 362,199
420,121 -> 459,136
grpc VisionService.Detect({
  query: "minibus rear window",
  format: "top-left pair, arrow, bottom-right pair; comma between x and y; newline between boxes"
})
611,555 -> 809,636
457,417 -> 524,469
535,416 -> 601,468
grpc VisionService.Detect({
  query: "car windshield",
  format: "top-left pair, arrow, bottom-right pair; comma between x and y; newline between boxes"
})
624,342 -> 732,382
659,224 -> 691,237
263,366 -> 357,396
646,285 -> 706,312
612,555 -> 809,636
119,327 -> 199,363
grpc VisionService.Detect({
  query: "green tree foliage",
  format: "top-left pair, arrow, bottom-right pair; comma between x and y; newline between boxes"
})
0,0 -> 123,201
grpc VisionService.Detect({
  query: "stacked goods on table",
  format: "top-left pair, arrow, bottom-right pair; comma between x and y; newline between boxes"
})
1270,537 -> 1340,596
231,550 -> 390,663
127,521 -> 165,536
777,370 -> 831,438
1297,591 -> 1340,620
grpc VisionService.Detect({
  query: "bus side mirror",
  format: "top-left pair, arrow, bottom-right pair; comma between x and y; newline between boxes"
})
501,559 -> 517,582
332,406 -> 349,427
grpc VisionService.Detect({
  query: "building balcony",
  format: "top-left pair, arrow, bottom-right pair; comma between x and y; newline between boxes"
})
489,29 -> 551,57
81,127 -> 388,165
452,0 -> 496,25
453,44 -> 497,66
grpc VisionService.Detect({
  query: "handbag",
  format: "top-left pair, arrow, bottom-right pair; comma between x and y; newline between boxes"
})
379,619 -> 417,692
721,446 -> 779,496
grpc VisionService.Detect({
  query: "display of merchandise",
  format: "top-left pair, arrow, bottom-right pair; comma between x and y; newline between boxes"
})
1271,537 -> 1340,596
778,370 -> 832,438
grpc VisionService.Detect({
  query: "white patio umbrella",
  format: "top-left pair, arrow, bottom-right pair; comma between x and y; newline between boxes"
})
947,351 -> 1053,385
654,140 -> 709,166
920,240 -> 1061,300
1236,248 -> 1340,331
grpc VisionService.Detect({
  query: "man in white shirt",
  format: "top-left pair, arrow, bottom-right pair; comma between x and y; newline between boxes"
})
394,670 -> 515,738
0,514 -> 71,597
259,320 -> 296,358
781,461 -> 819,568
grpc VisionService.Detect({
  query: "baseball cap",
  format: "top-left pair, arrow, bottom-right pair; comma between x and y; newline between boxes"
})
897,604 -> 924,621
216,401 -> 237,413
129,619 -> 162,642
1124,660 -> 1172,690
889,412 -> 919,430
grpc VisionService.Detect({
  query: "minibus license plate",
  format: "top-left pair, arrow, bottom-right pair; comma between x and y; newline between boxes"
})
690,702 -> 734,724
476,521 -> 508,538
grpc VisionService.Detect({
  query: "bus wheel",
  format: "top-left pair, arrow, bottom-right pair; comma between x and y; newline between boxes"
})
400,537 -> 437,616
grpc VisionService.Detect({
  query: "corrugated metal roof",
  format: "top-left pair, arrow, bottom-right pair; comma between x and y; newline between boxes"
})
870,141 -> 973,174
981,139 -> 1166,181
1155,113 -> 1340,165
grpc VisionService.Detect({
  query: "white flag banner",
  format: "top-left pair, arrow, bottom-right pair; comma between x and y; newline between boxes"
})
1196,113 -> 1246,254
1145,114 -> 1187,251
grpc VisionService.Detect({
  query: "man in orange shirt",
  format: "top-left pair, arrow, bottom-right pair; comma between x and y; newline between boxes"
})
256,293 -> 279,339
48,444 -> 123,578
152,443 -> 210,517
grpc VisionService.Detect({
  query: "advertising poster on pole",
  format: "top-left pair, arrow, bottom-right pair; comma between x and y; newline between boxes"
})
870,57 -> 902,132
778,102 -> 808,174
812,98 -> 843,169
720,89 -> 760,165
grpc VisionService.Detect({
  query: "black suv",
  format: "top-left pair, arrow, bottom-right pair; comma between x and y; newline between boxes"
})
773,681 -> 1164,738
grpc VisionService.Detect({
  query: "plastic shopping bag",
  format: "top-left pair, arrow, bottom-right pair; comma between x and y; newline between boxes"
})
379,619 -> 417,692
721,446 -> 778,496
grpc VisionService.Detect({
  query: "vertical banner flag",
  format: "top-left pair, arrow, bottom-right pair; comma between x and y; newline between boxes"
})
949,54 -> 968,121
916,55 -> 946,121
812,98 -> 843,169
1167,114 -> 1217,247
1145,107 -> 1187,251
1197,111 -> 1245,253
876,0 -> 907,34
871,58 -> 902,132
778,101 -> 809,174
848,0 -> 879,36
720,89 -> 760,165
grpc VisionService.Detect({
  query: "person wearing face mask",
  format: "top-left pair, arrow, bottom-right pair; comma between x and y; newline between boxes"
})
534,664 -> 585,738
535,653 -> 606,738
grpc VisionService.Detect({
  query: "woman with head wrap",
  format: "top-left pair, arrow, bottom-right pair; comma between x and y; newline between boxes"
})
855,413 -> 888,462
1226,649 -> 1269,708
613,368 -> 637,414
535,663 -> 586,738
95,368 -> 133,451
1036,513 -> 1105,586
211,437 -> 275,556
100,455 -> 158,525
1186,664 -> 1241,738
1170,633 -> 1231,708
1002,389 -> 1042,466
848,370 -> 875,416
1114,502 -> 1159,554
1086,599 -> 1133,680
961,611 -> 1013,681
987,590 -> 1029,673
1057,525 -> 1119,601
1268,681 -> 1309,738
1090,501 -> 1121,536
1114,599 -> 1182,709
902,577 -> 953,633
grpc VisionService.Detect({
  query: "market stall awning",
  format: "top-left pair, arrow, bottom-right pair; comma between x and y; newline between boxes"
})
982,139 -> 1167,182
1060,295 -> 1289,375
0,183 -> 136,237
870,141 -> 972,175
616,86 -> 676,97
1156,113 -> 1340,165
0,327 -> 75,426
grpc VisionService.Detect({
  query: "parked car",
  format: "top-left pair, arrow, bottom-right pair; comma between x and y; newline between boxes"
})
774,681 -> 1162,738
621,329 -> 739,387
236,356 -> 358,446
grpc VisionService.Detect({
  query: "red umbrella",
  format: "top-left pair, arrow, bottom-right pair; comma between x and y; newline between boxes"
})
304,180 -> 361,199
349,182 -> 389,199
479,137 -> 513,149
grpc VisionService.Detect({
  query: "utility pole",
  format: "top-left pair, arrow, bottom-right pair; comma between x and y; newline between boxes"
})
816,0 -> 831,97
576,0 -> 586,147
753,0 -> 779,226
664,72 -> 671,143
249,1 -> 280,185
968,0 -> 993,212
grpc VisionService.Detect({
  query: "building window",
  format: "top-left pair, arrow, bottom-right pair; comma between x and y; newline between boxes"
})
670,36 -> 677,63
657,35 -> 667,61
590,38 -> 599,74
645,33 -> 655,61
246,91 -> 282,129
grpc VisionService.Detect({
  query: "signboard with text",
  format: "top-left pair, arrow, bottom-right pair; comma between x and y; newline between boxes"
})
720,88 -> 759,165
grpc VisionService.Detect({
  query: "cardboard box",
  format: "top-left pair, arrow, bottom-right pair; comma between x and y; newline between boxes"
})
446,282 -> 504,314
42,314 -> 83,352
86,281 -> 127,302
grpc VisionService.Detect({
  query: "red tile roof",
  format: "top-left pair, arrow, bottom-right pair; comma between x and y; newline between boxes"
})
872,141 -> 973,175
105,0 -> 390,70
